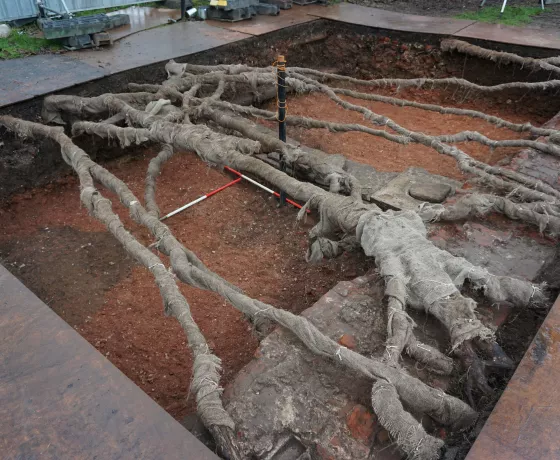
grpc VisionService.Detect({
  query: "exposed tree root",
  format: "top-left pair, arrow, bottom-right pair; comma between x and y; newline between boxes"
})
290,66 -> 560,93
0,117 -> 242,460
0,114 -> 479,460
418,193 -> 560,235
197,97 -> 560,202
4,50 -> 558,458
442,39 -> 560,78
291,72 -> 559,204
327,87 -> 560,138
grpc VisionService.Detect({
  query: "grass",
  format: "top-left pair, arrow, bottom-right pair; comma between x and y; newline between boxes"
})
0,26 -> 62,60
0,2 -> 163,59
73,2 -> 162,16
455,6 -> 543,26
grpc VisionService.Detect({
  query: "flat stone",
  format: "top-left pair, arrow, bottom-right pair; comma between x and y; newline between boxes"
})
344,159 -> 399,199
224,274 -> 450,459
430,222 -> 555,282
409,182 -> 452,203
372,167 -> 462,211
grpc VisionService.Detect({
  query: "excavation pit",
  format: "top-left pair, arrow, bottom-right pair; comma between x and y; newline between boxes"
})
2,21 -> 560,460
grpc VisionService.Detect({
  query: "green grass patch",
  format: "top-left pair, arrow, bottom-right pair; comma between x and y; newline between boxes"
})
455,6 -> 543,26
73,2 -> 162,16
192,0 -> 210,7
0,27 -> 62,60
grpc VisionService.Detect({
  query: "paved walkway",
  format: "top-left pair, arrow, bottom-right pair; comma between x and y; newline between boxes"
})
2,3 -> 560,107
67,21 -> 249,73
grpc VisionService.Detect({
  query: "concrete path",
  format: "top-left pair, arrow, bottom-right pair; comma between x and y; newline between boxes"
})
66,21 -> 249,73
0,54 -> 107,107
2,3 -> 560,108
106,5 -> 182,41
310,3 -> 560,48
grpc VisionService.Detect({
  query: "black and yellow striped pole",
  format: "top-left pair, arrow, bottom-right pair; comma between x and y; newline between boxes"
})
277,55 -> 287,206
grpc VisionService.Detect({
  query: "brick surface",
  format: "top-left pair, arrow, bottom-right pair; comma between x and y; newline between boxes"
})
346,405 -> 377,444
338,333 -> 357,349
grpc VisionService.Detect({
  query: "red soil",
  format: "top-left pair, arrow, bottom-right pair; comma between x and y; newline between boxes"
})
0,86 -> 542,421
275,86 -> 545,180
0,151 -> 370,420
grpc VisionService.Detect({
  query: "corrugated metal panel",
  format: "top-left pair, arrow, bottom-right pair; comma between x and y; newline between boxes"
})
0,0 -> 157,23
0,0 -> 38,21
45,0 -> 158,13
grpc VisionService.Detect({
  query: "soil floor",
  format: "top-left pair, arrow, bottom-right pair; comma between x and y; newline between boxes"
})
266,85 -> 547,180
0,150 -> 372,420
0,86 -> 548,422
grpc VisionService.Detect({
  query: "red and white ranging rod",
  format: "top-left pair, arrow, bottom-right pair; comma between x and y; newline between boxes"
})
223,166 -> 305,211
160,166 -> 305,221
160,176 -> 242,220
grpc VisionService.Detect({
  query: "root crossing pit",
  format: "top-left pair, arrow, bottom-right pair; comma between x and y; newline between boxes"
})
0,151 -> 372,420
2,27 -> 560,460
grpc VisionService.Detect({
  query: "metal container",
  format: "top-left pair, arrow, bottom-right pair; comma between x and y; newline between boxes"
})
197,6 -> 208,19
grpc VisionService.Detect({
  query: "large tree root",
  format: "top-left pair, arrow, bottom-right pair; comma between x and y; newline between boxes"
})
442,39 -> 560,78
0,117 -> 243,460
6,51 -> 557,457
90,95 -> 544,375
60,86 -> 559,205
2,115 -> 477,460
418,193 -> 560,235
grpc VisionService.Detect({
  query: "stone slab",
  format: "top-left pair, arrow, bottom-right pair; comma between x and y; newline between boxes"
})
455,21 -> 560,51
429,222 -> 556,282
344,159 -> 399,199
467,293 -> 560,459
0,264 -> 218,460
224,273 -> 450,459
68,21 -> 250,73
306,3 -> 477,35
372,167 -> 462,210
0,54 -> 107,108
